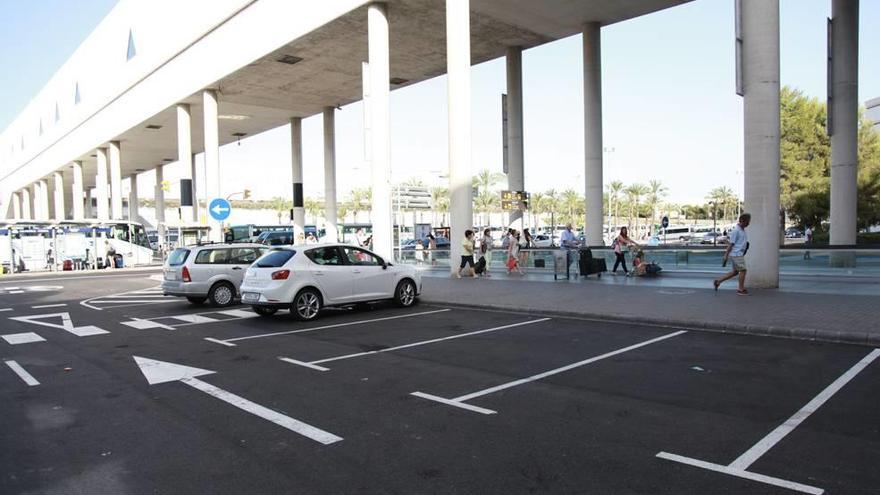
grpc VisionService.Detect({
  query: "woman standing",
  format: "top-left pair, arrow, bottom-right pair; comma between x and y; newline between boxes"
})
520,228 -> 533,268
426,233 -> 437,266
480,228 -> 493,277
507,230 -> 524,275
612,227 -> 637,275
457,230 -> 476,279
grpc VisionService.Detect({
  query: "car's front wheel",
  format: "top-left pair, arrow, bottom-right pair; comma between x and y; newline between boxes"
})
291,288 -> 322,321
252,306 -> 278,317
393,279 -> 417,307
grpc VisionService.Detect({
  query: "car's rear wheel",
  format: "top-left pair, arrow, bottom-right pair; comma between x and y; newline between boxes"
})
393,279 -> 417,307
186,296 -> 206,305
291,288 -> 321,321
208,282 -> 236,307
252,306 -> 278,317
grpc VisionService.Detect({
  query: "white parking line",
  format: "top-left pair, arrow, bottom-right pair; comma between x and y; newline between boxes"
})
0,308 -> 12,312
204,338 -> 236,347
122,318 -> 176,330
171,314 -> 219,324
4,360 -> 40,386
656,348 -> 880,495
2,332 -> 46,345
32,303 -> 67,309
280,318 -> 551,371
207,309 -> 452,346
412,330 -> 687,415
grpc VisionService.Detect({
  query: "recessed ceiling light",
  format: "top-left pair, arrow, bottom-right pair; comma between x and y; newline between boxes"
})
145,124 -> 162,130
163,158 -> 174,162
275,55 -> 303,65
218,114 -> 250,121
135,168 -> 145,172
390,77 -> 409,85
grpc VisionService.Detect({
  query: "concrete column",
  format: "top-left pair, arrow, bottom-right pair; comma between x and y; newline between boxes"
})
96,147 -> 110,221
38,181 -> 50,221
155,165 -> 166,250
290,117 -> 305,239
742,0 -> 781,288
323,106 -> 338,242
829,0 -> 859,245
53,172 -> 65,220
177,104 -> 195,223
11,192 -> 21,220
21,188 -> 32,220
446,0 -> 473,273
203,89 -> 222,241
31,184 -> 41,220
127,176 -> 139,221
506,46 -> 524,227
86,190 -> 95,218
369,2 -> 392,258
583,23 -> 604,246
72,161 -> 84,220
109,141 -> 123,219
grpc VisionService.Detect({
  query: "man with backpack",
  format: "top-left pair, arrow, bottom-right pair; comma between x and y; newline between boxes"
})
714,213 -> 751,295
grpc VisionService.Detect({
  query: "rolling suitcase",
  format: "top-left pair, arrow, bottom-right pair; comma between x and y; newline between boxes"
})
578,247 -> 606,278
474,256 -> 486,275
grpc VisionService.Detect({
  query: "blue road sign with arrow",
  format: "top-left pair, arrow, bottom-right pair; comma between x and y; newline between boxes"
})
209,198 -> 231,221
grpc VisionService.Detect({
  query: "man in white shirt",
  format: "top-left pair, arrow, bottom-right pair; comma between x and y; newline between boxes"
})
714,213 -> 751,295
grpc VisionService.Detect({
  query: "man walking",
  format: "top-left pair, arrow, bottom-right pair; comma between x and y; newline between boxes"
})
714,213 -> 751,295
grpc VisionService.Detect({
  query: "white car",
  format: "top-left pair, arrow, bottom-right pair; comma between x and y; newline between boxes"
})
240,244 -> 422,320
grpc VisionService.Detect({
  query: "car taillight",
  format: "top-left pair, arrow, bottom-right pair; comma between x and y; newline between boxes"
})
271,269 -> 290,280
182,266 -> 191,282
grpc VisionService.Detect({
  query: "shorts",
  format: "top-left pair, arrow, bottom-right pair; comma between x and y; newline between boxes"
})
459,255 -> 475,268
731,256 -> 747,272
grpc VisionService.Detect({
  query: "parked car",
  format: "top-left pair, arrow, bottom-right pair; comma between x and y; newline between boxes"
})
700,231 -> 729,245
258,230 -> 295,246
785,227 -> 804,239
161,243 -> 269,307
240,243 -> 421,320
532,234 -> 553,248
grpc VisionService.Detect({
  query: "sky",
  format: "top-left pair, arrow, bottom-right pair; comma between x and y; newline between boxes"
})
0,0 -> 878,207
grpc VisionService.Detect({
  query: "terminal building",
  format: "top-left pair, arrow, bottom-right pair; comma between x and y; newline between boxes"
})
0,0 -> 866,288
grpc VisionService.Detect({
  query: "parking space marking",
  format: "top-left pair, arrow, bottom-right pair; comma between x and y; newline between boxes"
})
120,308 -> 258,331
1,332 -> 46,345
81,286 -> 175,310
10,312 -> 109,337
0,308 -> 12,312
281,318 -> 551,371
216,309 -> 258,318
656,348 -> 880,495
135,356 -> 342,445
207,309 -> 452,346
32,304 -> 67,309
412,330 -> 687,415
122,318 -> 176,330
171,314 -> 219,324
4,360 -> 40,386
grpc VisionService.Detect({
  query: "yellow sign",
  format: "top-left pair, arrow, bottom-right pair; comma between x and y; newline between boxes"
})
160,180 -> 171,192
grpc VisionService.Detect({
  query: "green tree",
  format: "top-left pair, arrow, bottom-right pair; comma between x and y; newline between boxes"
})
472,169 -> 506,195
349,187 -> 371,223
646,179 -> 668,232
624,183 -> 648,232
304,197 -> 324,224
430,186 -> 449,227
607,180 -> 625,228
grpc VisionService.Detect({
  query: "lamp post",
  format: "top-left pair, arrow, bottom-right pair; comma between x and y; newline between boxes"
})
709,201 -> 717,246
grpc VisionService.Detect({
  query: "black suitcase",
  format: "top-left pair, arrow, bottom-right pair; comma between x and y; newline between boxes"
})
578,248 -> 606,277
474,256 -> 487,274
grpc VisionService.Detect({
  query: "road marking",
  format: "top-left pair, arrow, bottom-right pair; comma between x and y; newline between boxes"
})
2,332 -> 47,345
412,330 -> 687,413
0,285 -> 63,295
282,318 -> 551,371
81,285 -> 174,310
0,273 -> 160,285
1,332 -> 46,345
4,360 -> 40,386
171,314 -> 218,324
411,391 -> 497,414
212,309 -> 452,345
10,312 -> 109,337
32,303 -> 67,309
216,309 -> 258,318
122,318 -> 176,330
204,337 -> 237,347
656,348 -> 880,495
134,356 -> 342,445
279,357 -> 330,372
655,452 -> 823,495
0,308 -> 12,312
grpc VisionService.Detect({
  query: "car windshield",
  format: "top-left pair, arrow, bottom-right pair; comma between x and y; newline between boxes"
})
255,250 -> 295,267
167,248 -> 189,266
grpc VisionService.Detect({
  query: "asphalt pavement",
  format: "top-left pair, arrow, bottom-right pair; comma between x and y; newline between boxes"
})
1,271 -> 878,494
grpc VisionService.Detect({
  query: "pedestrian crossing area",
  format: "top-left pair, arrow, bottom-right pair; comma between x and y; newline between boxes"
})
81,286 -> 175,310
121,309 -> 258,330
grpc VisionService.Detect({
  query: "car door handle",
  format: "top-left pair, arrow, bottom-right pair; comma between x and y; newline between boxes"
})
314,271 -> 324,276
352,269 -> 361,274
232,266 -> 242,270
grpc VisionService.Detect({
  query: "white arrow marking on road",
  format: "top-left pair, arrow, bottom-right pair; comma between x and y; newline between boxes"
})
9,312 -> 108,336
211,204 -> 229,216
132,356 -> 342,445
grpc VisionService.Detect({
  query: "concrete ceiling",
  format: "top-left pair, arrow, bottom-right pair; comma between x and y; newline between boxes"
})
66,0 -> 691,184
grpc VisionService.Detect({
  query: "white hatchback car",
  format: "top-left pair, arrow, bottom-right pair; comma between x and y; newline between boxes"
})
240,244 -> 422,320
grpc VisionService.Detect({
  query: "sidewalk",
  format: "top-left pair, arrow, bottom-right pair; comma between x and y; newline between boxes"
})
419,270 -> 880,348
0,264 -> 162,281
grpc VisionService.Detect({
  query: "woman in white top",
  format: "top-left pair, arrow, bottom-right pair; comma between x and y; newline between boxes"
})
507,231 -> 524,275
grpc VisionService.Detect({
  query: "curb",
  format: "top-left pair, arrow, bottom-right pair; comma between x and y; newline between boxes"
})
421,298 -> 878,348
0,265 -> 162,281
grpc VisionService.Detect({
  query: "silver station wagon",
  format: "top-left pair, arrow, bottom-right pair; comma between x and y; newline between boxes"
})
161,243 -> 269,307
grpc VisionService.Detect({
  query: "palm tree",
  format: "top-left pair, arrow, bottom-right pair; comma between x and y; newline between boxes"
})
472,169 -> 506,195
607,180 -> 625,228
474,191 -> 498,226
304,197 -> 324,225
543,189 -> 560,229
349,187 -> 371,223
336,201 -> 351,224
530,192 -> 545,228
270,196 -> 289,224
430,186 -> 449,226
560,189 -> 581,227
646,179 -> 668,234
624,183 -> 649,234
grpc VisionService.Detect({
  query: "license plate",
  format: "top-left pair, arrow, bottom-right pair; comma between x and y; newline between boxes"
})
164,271 -> 178,281
242,292 -> 259,303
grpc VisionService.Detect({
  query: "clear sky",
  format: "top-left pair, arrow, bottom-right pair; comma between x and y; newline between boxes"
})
1,0 -> 878,206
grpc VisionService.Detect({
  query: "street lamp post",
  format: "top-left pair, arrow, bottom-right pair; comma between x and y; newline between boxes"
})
709,201 -> 717,246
